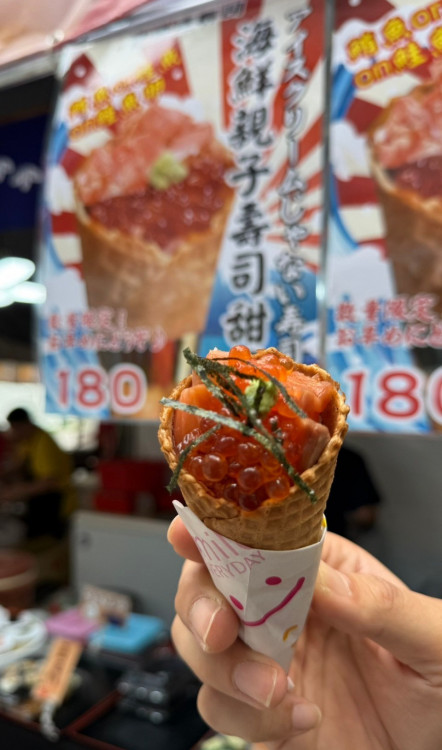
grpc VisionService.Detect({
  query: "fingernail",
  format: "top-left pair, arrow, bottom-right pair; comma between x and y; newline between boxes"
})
233,661 -> 278,708
287,676 -> 295,692
292,702 -> 322,731
189,597 -> 222,650
318,565 -> 352,597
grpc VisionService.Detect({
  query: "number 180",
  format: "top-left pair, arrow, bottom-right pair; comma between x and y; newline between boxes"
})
56,364 -> 147,415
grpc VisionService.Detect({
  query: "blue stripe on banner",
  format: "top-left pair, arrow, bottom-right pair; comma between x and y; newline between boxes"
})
331,65 -> 356,122
47,122 -> 69,168
329,177 -> 359,252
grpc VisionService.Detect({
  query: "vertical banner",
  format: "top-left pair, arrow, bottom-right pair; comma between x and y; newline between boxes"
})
326,0 -> 442,433
38,0 -> 326,421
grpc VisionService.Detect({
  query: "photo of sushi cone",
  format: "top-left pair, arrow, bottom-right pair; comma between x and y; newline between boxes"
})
159,346 -> 349,551
73,104 -> 235,341
368,68 -> 442,319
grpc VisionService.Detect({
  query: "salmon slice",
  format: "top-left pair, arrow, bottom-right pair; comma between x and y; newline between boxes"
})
173,383 -> 222,446
75,105 -> 216,206
175,349 -> 334,472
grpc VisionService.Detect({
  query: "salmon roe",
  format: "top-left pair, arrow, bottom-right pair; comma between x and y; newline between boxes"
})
175,345 -> 331,511
88,154 -> 230,252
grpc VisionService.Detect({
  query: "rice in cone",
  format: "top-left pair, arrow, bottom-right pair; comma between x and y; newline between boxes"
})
74,104 -> 235,340
159,346 -> 349,550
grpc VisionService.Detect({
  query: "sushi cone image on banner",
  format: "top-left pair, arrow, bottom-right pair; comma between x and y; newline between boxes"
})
368,68 -> 442,320
74,104 -> 235,341
159,346 -> 348,668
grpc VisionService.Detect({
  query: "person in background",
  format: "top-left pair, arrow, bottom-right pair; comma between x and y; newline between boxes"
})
0,408 -> 76,541
326,445 -> 381,539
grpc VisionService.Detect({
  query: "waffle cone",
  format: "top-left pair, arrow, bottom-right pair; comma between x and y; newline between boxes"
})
159,349 -> 349,550
368,89 -> 442,317
76,187 -> 235,341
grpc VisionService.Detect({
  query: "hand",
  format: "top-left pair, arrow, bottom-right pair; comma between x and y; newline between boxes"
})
168,517 -> 442,749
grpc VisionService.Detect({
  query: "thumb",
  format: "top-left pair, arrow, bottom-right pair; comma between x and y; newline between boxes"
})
313,562 -> 442,675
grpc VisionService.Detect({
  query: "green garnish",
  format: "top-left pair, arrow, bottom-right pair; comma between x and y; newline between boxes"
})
245,378 -> 278,417
161,349 -> 318,504
149,151 -> 189,190
185,349 -> 307,420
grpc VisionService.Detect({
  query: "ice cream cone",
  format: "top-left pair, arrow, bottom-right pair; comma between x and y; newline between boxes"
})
159,350 -> 349,550
73,104 -> 235,341
368,80 -> 442,318
76,189 -> 235,340
370,155 -> 442,317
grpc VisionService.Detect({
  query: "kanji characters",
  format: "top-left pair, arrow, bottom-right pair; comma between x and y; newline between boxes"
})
232,67 -> 254,100
96,106 -> 117,127
364,299 -> 381,323
94,87 -> 111,109
347,32 -> 379,62
229,107 -> 273,149
122,92 -> 140,113
231,63 -> 273,101
392,41 -> 428,70
408,294 -> 437,323
221,299 -> 270,349
430,24 -> 442,52
275,304 -> 304,338
337,327 -> 356,348
382,17 -> 410,46
231,202 -> 269,246
229,252 -> 265,295
335,302 -> 356,324
277,335 -> 302,362
235,19 -> 276,59
69,97 -> 88,119
384,297 -> 409,322
231,154 -> 269,197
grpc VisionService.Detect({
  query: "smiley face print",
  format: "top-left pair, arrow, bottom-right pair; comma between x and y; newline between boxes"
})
229,575 -> 306,627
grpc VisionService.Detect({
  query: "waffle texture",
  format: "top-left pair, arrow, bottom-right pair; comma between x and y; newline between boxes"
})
159,349 -> 349,550
368,88 -> 442,316
76,188 -> 234,340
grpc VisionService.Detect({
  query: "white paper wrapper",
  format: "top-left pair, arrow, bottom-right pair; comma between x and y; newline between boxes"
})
174,501 -> 325,671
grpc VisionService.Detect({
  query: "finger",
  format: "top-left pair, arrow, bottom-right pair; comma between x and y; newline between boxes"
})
322,533 -> 407,588
197,684 -> 321,743
175,559 -> 239,653
167,516 -> 203,563
172,614 -> 292,711
313,561 -> 442,675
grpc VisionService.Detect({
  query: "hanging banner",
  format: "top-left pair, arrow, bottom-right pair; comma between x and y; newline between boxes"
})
326,0 -> 442,433
39,0 -> 326,420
